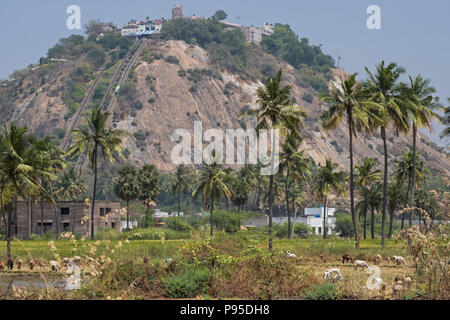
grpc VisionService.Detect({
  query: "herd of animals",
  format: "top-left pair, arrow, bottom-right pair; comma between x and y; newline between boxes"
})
1,252 -> 413,298
286,251 -> 412,298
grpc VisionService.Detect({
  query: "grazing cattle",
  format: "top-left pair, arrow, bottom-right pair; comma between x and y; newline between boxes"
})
143,257 -> 149,264
354,260 -> 369,271
7,259 -> 13,270
342,254 -> 353,264
0,261 -> 5,270
17,259 -> 23,270
29,260 -> 35,271
384,256 -> 391,264
372,255 -> 382,265
324,268 -> 344,281
372,277 -> 386,292
404,276 -> 412,288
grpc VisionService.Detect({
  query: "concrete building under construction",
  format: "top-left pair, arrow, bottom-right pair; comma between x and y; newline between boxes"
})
2,200 -> 121,239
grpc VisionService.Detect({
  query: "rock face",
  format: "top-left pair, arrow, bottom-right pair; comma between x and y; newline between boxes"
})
1,40 -> 449,175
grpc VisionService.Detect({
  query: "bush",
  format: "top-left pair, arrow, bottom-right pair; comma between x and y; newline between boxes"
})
166,217 -> 193,233
212,210 -> 242,233
302,93 -> 313,103
164,56 -> 179,64
164,268 -> 211,298
334,213 -> 355,237
274,223 -> 311,238
303,282 -> 340,300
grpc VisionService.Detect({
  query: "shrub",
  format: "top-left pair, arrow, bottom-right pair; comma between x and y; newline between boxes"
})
275,223 -> 311,238
334,213 -> 354,237
164,55 -> 179,64
164,268 -> 211,298
303,282 -> 340,300
212,210 -> 242,233
302,93 -> 313,103
166,217 -> 193,233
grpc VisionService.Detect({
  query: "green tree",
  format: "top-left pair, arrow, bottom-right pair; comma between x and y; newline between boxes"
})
313,159 -> 347,239
192,155 -> 233,237
321,74 -> 378,248
169,164 -> 191,217
245,69 -> 305,250
211,10 -> 227,21
113,166 -> 140,230
138,164 -> 160,227
364,61 -> 409,248
67,107 -> 126,239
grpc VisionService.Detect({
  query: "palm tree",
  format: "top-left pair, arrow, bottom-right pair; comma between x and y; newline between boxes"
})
367,182 -> 383,239
55,166 -> 86,233
321,73 -> 378,248
113,166 -> 140,231
387,180 -> 405,238
67,107 -> 126,239
399,75 -> 441,230
169,164 -> 191,217
0,124 -> 52,259
313,159 -> 347,239
192,156 -> 232,237
394,150 -> 430,228
231,176 -> 250,213
364,61 -> 409,248
138,164 -> 160,227
355,158 -> 381,239
245,69 -> 305,251
440,100 -> 450,139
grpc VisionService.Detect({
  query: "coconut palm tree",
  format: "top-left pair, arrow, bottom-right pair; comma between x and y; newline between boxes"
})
364,61 -> 409,248
0,124 -> 53,259
138,164 -> 160,227
399,75 -> 441,230
313,159 -> 347,239
113,166 -> 140,231
321,73 -> 379,248
355,157 -> 381,238
387,180 -> 405,238
192,155 -> 233,236
440,101 -> 450,139
169,164 -> 191,217
244,69 -> 305,251
367,182 -> 383,239
67,107 -> 126,239
393,150 -> 430,228
54,166 -> 86,233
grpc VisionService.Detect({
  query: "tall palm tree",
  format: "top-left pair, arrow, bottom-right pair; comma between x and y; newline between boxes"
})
169,164 -> 191,217
364,61 -> 409,248
113,166 -> 140,231
399,75 -> 441,230
55,166 -> 86,233
355,157 -> 381,238
245,69 -> 305,251
67,107 -> 126,239
192,156 -> 232,237
321,73 -> 378,248
313,159 -> 347,239
138,164 -> 159,227
0,124 -> 52,259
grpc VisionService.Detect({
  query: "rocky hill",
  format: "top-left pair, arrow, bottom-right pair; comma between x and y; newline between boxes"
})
0,37 -> 449,175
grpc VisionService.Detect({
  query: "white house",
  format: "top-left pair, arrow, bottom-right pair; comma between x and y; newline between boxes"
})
120,219 -> 139,231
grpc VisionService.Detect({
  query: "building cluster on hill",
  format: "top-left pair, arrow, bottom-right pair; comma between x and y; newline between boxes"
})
114,4 -> 274,43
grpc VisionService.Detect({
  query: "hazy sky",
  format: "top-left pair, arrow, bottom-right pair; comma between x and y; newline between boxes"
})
0,0 -> 448,145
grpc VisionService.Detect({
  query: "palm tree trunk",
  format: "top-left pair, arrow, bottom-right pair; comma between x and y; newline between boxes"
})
90,144 -> 98,240
27,199 -> 32,238
256,181 -> 261,211
348,113 -> 360,249
40,197 -> 44,236
402,174 -> 411,229
409,123 -> 417,240
363,207 -> 367,239
371,206 -> 375,239
323,195 -> 328,239
49,184 -> 60,235
72,198 -> 78,234
380,126 -> 388,249
126,200 -> 130,230
268,174 -> 274,252
6,205 -> 12,260
291,202 -> 297,239
388,209 -> 394,238
210,198 -> 215,237
178,191 -> 181,217
285,166 -> 291,239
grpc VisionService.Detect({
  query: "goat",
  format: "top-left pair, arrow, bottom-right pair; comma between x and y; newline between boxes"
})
0,261 -> 4,270
342,254 -> 353,264
49,260 -> 60,272
324,268 -> 344,281
372,277 -> 386,291
393,281 -> 404,299
17,259 -> 23,270
29,260 -> 35,270
404,276 -> 412,288
73,256 -> 82,264
393,256 -> 407,266
143,257 -> 149,264
372,255 -> 382,265
394,274 -> 405,283
286,251 -> 297,258
7,259 -> 13,270
354,260 -> 369,271
384,256 -> 391,264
